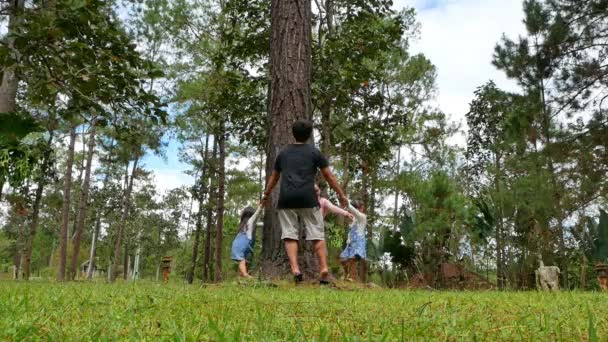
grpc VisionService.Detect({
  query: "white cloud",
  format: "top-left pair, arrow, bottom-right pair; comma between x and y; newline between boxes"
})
395,0 -> 526,143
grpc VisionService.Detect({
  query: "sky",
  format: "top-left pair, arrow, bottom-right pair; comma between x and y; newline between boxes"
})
143,0 -> 527,195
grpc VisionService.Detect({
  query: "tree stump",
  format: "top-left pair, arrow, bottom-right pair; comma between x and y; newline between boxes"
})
161,256 -> 173,283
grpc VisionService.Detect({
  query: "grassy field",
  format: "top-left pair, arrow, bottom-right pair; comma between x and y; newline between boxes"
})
0,280 -> 606,341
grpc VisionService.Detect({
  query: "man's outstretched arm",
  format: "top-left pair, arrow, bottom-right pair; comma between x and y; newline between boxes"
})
320,167 -> 348,208
261,170 -> 280,207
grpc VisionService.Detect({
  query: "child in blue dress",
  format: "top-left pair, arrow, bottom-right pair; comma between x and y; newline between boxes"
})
340,200 -> 367,281
231,205 -> 263,278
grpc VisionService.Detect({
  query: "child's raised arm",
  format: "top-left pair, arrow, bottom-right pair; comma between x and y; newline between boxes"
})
347,203 -> 367,222
245,206 -> 263,240
324,199 -> 353,220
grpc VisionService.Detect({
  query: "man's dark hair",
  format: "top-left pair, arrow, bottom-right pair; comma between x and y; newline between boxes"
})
292,119 -> 313,143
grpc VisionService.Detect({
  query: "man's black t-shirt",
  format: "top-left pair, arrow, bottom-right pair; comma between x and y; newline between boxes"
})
274,144 -> 329,209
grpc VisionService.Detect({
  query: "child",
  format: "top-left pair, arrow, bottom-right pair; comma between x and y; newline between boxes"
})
231,205 -> 263,278
315,184 -> 353,220
340,200 -> 367,281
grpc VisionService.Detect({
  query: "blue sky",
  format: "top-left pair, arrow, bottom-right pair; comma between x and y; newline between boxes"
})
418,0 -> 446,10
144,0 -> 525,194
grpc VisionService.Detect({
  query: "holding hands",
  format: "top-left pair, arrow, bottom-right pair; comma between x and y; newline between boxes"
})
338,193 -> 349,209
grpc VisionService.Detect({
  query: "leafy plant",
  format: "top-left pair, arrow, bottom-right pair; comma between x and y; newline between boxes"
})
584,210 -> 608,263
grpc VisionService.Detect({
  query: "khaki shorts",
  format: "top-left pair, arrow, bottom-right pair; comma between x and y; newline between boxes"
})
278,208 -> 324,241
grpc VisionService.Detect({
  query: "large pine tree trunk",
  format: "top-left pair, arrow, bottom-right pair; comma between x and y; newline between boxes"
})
187,135 -> 210,284
214,124 -> 226,282
110,157 -> 139,282
0,0 -> 24,114
69,123 -> 96,280
20,133 -> 54,280
261,0 -> 313,278
57,126 -> 77,281
203,138 -> 218,282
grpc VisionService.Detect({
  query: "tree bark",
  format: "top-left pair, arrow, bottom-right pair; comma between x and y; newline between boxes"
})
70,127 -> 87,240
203,138 -> 218,282
57,126 -> 77,281
87,164 -> 113,280
133,235 -> 141,280
0,0 -> 25,114
214,123 -> 227,282
262,0 -> 313,278
20,132 -> 53,280
20,181 -> 44,280
156,223 -> 162,282
86,213 -> 100,279
188,202 -> 205,283
13,251 -> 21,280
123,242 -> 129,280
69,131 -> 83,239
259,151 -> 264,200
69,123 -> 97,280
361,162 -> 371,240
319,0 -> 334,157
580,255 -> 587,290
187,135 -> 210,284
110,157 -> 139,282
393,147 -> 401,230
494,154 -> 506,290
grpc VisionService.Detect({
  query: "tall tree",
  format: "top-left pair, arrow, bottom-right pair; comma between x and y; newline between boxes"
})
57,125 -> 76,281
69,122 -> 97,280
492,0 -> 599,288
110,156 -> 139,282
261,0 -> 313,276
466,81 -> 514,289
187,135 -> 210,284
0,0 -> 24,114
19,131 -> 54,280
203,139 -> 218,282
214,124 -> 226,282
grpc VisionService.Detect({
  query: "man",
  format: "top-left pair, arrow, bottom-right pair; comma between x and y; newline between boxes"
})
262,119 -> 348,283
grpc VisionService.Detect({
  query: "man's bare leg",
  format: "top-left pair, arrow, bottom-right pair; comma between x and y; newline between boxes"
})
284,239 -> 300,275
313,240 -> 329,279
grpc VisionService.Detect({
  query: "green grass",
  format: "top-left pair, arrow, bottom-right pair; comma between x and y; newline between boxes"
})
0,280 -> 607,341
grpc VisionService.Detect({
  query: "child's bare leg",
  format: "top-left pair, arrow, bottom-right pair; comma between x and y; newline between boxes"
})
284,239 -> 301,275
349,259 -> 357,281
313,240 -> 329,278
341,260 -> 349,280
238,261 -> 251,278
